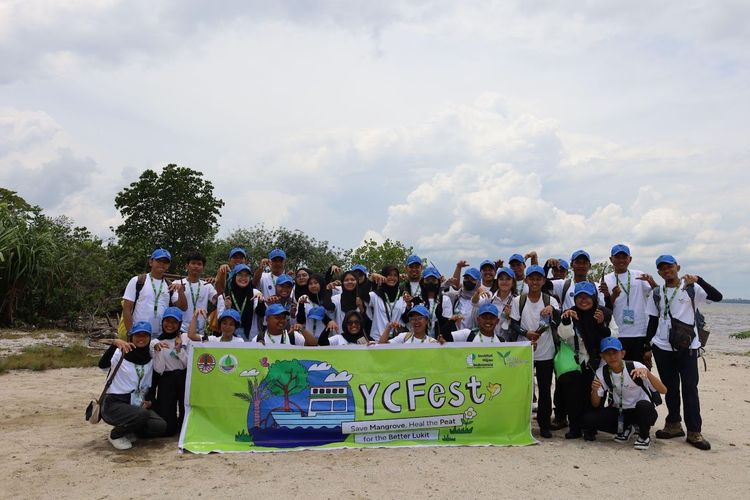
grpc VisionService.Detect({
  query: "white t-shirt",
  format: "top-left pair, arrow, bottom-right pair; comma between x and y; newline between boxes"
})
250,330 -> 307,345
603,269 -> 653,338
421,296 -> 453,338
596,361 -> 656,409
646,281 -> 709,351
389,332 -> 438,344
106,349 -> 153,406
510,294 -> 560,361
451,328 -> 502,343
550,279 -> 606,311
475,292 -> 514,335
207,335 -> 246,343
177,278 -> 217,333
446,289 -> 476,330
150,333 -> 190,374
407,281 -> 421,296
366,291 -> 407,342
327,334 -> 368,346
259,272 -> 285,299
123,274 -> 172,335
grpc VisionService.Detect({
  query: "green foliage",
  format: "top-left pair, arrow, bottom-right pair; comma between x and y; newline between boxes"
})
113,164 -> 224,274
730,331 -> 750,340
265,360 -> 308,410
344,238 -> 414,275
209,225 -> 346,275
587,260 -> 613,283
0,344 -> 100,374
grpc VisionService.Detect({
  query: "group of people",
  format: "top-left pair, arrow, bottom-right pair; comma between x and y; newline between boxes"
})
98,243 -> 722,454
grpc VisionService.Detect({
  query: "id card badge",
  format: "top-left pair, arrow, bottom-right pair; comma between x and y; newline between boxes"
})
131,390 -> 144,407
617,413 -> 625,434
622,308 -> 635,325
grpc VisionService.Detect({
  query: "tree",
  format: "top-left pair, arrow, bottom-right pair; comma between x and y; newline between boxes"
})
344,238 -> 414,275
113,164 -> 224,273
264,360 -> 309,411
233,377 -> 271,428
208,225 -> 347,275
588,261 -> 613,283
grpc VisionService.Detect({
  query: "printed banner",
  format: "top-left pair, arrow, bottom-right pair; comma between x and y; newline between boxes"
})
179,342 -> 535,453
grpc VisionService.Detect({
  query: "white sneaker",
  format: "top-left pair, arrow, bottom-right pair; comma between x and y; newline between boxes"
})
108,435 -> 132,450
613,425 -> 633,443
634,436 -> 651,450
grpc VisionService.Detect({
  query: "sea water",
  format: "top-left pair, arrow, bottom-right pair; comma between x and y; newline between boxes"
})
700,303 -> 750,354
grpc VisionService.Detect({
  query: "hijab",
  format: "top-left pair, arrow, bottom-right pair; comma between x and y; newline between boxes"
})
377,265 -> 401,303
293,267 -> 311,301
229,271 -> 256,333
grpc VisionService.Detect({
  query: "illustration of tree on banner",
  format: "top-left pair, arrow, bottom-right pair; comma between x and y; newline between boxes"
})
233,377 -> 271,428
265,360 -> 309,412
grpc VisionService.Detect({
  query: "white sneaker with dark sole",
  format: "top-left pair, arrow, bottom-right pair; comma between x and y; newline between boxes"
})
108,435 -> 132,450
634,436 -> 651,450
613,425 -> 633,442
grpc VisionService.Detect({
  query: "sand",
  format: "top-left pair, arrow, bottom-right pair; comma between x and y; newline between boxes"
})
2,352 -> 750,499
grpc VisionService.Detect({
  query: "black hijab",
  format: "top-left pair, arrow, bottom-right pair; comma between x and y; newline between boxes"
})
229,271 -> 256,333
123,340 -> 151,365
340,271 -> 359,313
293,267 -> 311,301
377,265 -> 401,303
342,310 -> 368,344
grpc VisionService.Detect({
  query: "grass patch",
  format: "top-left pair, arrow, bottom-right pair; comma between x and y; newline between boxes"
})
730,331 -> 750,340
0,344 -> 100,374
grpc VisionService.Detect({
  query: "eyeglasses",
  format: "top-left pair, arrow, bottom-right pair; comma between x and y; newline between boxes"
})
346,321 -> 361,325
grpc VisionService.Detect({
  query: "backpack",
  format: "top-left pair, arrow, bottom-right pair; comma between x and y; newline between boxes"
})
116,274 -> 173,339
602,360 -> 662,407
466,327 -> 482,342
652,284 -> 710,348
553,279 -> 572,307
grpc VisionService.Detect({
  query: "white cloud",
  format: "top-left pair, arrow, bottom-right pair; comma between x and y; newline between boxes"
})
308,362 -> 331,371
240,369 -> 259,377
324,371 -> 353,382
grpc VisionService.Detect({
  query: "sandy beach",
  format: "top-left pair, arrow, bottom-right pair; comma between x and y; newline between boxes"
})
2,350 -> 749,499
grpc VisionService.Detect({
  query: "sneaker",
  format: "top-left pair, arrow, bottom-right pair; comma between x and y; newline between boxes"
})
108,435 -> 132,450
613,425 -> 633,442
539,428 -> 552,439
687,432 -> 711,451
126,433 -> 138,443
565,430 -> 582,440
655,422 -> 685,439
583,431 -> 596,442
550,417 -> 568,430
634,436 -> 651,450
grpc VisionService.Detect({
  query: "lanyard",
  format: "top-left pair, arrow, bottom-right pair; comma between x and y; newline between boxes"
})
615,271 -> 631,307
149,274 -> 164,317
516,281 -> 525,295
427,299 -> 438,332
266,330 -> 288,344
411,334 -> 427,343
231,290 -> 248,318
479,333 -> 495,343
411,282 -> 421,296
610,364 -> 625,414
135,364 -> 145,393
186,279 -> 200,311
662,284 -> 681,320
383,291 -> 401,321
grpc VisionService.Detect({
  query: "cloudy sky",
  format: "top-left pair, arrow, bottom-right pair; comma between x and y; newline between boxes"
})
1,1 -> 748,296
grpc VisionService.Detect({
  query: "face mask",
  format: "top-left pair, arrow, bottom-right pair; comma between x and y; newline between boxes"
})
463,281 -> 476,291
424,283 -> 440,293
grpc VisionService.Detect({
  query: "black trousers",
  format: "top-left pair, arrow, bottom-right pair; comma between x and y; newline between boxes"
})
154,369 -> 187,436
101,394 -> 167,439
619,336 -> 647,364
554,369 -> 591,433
535,360 -> 554,430
652,346 -> 702,432
583,400 -> 657,439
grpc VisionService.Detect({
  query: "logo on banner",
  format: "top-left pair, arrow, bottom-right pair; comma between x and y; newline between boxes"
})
197,353 -> 216,374
466,353 -> 494,368
219,354 -> 238,374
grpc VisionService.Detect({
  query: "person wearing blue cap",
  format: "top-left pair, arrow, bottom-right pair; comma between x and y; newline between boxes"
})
217,264 -> 262,340
447,303 -> 503,343
301,305 -> 330,339
213,247 -> 249,297
645,255 -> 722,450
259,273 -> 297,321
510,264 -> 561,438
122,248 -> 187,338
599,244 -> 657,366
251,303 -> 317,345
401,255 -> 424,296
98,321 -> 167,450
379,305 -> 439,343
445,267 -> 482,331
296,273 -> 335,327
404,267 -> 453,339
479,259 -> 498,290
584,337 -> 666,450
508,252 -> 536,295
254,248 -> 288,299
365,265 -> 407,342
149,306 -> 189,436
548,249 -> 608,312
174,250 -> 217,336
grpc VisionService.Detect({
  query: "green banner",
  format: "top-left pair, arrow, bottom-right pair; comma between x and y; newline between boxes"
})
179,343 -> 535,453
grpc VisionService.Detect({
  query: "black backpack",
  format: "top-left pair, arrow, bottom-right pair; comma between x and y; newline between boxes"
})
602,360 -> 662,407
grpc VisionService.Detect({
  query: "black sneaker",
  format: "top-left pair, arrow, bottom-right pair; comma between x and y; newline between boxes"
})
550,417 -> 568,430
539,428 -> 552,438
613,425 -> 633,442
583,431 -> 596,442
634,436 -> 651,450
565,430 -> 582,439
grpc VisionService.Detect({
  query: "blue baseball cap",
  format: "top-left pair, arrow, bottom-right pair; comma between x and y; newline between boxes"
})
129,321 -> 152,337
408,304 -> 430,318
508,253 -> 525,264
656,254 -> 678,267
463,267 -> 481,281
218,309 -> 241,324
478,303 -> 500,317
610,244 -> 631,256
600,336 -> 623,352
308,306 -> 326,321
162,306 -> 183,323
151,248 -> 171,261
557,259 -> 569,270
479,259 -> 496,270
351,264 -> 368,275
570,249 -> 591,262
229,247 -> 247,258
406,255 -> 423,266
231,263 -> 252,277
496,266 -> 514,279
574,281 -> 597,297
269,248 -> 286,260
422,267 -> 441,280
265,303 -> 291,317
276,274 -> 294,287
525,265 -> 545,278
